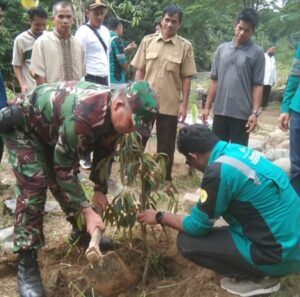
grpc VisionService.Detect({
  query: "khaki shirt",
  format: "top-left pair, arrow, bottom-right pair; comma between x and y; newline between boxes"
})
131,33 -> 197,116
30,31 -> 85,84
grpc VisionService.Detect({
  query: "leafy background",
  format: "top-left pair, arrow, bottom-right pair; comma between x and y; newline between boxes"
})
0,0 -> 299,91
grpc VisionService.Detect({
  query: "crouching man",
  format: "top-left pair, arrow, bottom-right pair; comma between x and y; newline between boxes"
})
138,124 -> 300,297
0,80 -> 158,297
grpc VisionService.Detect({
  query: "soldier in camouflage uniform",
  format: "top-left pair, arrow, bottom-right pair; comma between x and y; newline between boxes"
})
1,80 -> 158,297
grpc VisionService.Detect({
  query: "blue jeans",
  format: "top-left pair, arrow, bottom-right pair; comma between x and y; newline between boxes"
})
290,110 -> 300,195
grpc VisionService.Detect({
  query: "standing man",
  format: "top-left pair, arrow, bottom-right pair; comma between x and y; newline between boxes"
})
0,0 -> 7,165
279,42 -> 300,195
75,0 -> 110,87
262,46 -> 277,109
138,124 -> 300,297
131,4 -> 197,181
75,0 -> 110,169
201,8 -> 265,146
30,1 -> 85,85
108,18 -> 136,90
12,7 -> 47,95
0,80 -> 158,297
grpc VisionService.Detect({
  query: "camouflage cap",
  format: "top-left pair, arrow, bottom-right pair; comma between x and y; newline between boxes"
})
125,81 -> 159,137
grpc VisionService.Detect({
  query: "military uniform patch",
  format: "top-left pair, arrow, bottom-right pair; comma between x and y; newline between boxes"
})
199,189 -> 208,203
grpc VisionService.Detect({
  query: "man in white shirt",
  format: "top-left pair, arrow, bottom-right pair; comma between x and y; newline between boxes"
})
75,0 -> 110,169
262,46 -> 277,108
75,0 -> 110,87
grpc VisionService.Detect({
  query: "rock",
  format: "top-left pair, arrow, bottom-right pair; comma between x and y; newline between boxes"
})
0,226 -> 13,242
0,226 -> 14,252
264,149 -> 289,161
182,193 -> 199,213
266,129 -> 286,146
273,158 -> 291,174
248,139 -> 265,152
4,198 -> 62,213
277,139 -> 290,149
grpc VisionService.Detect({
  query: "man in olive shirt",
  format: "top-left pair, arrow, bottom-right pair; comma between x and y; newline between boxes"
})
131,4 -> 197,181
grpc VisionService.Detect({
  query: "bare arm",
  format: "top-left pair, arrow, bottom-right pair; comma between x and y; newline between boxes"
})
252,85 -> 263,113
178,76 -> 192,122
201,79 -> 217,123
137,209 -> 185,232
124,41 -> 137,53
246,85 -> 263,133
135,69 -> 145,81
35,75 -> 46,86
13,66 -> 28,94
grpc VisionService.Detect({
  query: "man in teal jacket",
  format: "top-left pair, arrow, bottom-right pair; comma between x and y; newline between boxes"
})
138,124 -> 300,297
279,42 -> 300,195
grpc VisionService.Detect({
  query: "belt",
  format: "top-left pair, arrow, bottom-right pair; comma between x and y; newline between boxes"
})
86,74 -> 107,79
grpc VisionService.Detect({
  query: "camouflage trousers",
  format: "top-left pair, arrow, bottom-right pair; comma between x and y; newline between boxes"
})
2,129 -> 80,252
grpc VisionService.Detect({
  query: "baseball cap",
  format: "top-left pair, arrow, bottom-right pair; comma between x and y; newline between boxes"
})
86,0 -> 107,10
125,81 -> 159,137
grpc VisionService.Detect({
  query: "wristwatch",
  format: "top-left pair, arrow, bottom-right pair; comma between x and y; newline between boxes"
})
252,110 -> 261,118
155,211 -> 165,225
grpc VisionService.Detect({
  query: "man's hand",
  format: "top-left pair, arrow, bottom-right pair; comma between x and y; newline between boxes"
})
124,41 -> 137,52
81,207 -> 106,235
178,103 -> 188,122
137,209 -> 158,225
278,112 -> 290,131
93,191 -> 109,211
246,114 -> 257,133
201,108 -> 210,123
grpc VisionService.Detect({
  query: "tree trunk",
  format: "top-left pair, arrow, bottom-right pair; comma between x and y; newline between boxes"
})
71,0 -> 85,29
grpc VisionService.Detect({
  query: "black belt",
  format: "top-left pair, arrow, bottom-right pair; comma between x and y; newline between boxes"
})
85,74 -> 108,86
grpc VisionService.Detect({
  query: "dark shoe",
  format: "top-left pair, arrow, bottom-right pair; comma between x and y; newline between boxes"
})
17,249 -> 46,297
69,227 -> 114,252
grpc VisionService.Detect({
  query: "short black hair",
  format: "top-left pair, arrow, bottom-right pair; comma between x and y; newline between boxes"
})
108,18 -> 121,31
53,1 -> 73,16
0,1 -> 6,11
28,7 -> 48,21
162,4 -> 183,23
236,8 -> 259,30
177,124 -> 219,158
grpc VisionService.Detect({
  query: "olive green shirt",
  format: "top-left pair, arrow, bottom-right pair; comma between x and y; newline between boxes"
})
131,33 -> 197,116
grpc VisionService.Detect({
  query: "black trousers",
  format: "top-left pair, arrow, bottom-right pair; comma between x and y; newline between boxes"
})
212,115 -> 249,146
85,74 -> 108,86
262,85 -> 272,108
142,114 -> 178,181
177,228 -> 267,281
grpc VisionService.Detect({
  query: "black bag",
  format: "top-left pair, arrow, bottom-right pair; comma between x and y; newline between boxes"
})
0,105 -> 24,133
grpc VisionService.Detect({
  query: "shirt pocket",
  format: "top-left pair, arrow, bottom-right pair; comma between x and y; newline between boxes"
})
166,55 -> 182,72
145,51 -> 159,72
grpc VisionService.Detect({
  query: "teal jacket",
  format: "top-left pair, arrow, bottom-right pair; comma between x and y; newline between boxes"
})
281,42 -> 300,113
109,31 -> 127,85
183,141 -> 300,276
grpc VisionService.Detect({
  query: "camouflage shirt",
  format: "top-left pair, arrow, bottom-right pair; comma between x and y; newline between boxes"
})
23,81 -> 119,199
